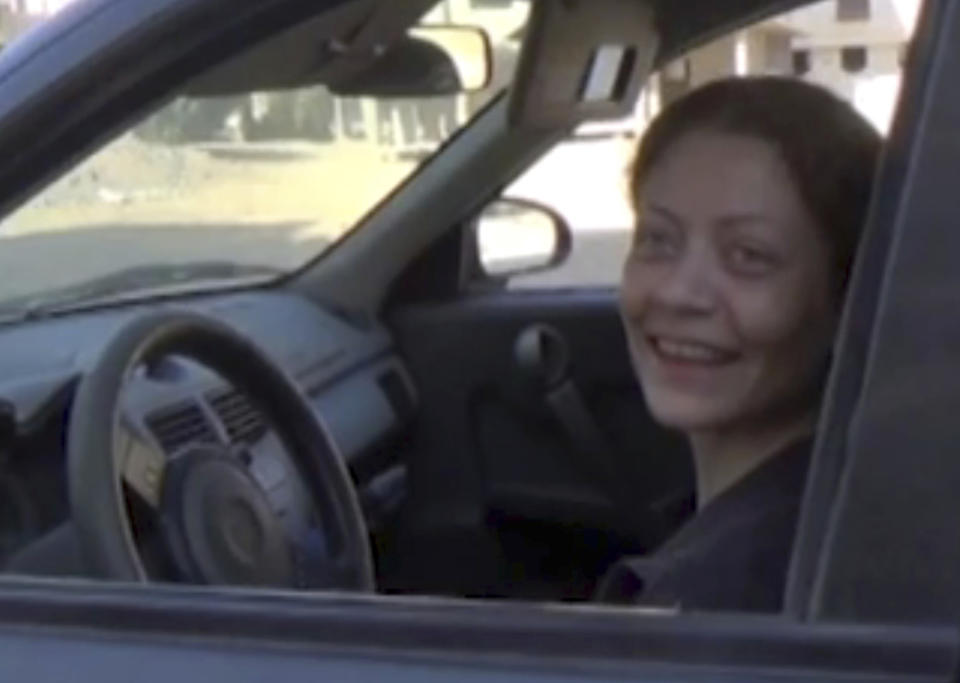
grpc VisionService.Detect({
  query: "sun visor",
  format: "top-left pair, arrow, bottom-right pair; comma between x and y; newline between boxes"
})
509,0 -> 658,129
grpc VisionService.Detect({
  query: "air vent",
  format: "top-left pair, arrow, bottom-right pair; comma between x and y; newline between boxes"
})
208,389 -> 268,444
146,401 -> 218,454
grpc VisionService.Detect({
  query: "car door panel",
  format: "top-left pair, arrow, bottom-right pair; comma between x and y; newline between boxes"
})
390,289 -> 691,599
0,581 -> 952,683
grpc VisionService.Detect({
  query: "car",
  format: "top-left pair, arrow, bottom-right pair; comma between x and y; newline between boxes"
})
0,0 -> 954,680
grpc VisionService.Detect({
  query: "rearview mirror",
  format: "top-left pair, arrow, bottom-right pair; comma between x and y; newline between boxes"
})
410,25 -> 491,92
186,24 -> 492,99
474,198 -> 572,280
331,26 -> 492,97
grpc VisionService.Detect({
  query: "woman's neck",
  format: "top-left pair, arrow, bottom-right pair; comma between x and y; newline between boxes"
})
689,410 -> 817,510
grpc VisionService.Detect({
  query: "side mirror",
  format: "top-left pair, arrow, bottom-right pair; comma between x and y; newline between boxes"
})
473,198 -> 572,281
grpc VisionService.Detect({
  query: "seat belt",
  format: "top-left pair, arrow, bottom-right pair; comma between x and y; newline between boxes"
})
514,324 -> 667,539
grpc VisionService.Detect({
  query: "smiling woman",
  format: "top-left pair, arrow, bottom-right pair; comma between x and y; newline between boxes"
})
603,77 -> 881,611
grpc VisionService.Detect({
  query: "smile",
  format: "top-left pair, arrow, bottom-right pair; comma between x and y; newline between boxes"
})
647,336 -> 740,365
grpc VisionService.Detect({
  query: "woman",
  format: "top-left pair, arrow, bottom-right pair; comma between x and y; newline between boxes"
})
599,77 -> 882,611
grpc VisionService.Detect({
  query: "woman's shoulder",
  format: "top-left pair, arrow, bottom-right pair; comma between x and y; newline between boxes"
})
597,438 -> 812,612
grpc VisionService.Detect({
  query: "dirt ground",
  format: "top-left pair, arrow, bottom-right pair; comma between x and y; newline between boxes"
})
0,134 -> 422,300
3,134 -> 417,241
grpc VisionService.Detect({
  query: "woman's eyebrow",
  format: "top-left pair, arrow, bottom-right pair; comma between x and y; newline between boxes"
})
716,212 -> 771,229
644,203 -> 684,225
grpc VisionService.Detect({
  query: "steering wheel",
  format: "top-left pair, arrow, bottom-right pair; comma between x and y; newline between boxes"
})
67,310 -> 374,591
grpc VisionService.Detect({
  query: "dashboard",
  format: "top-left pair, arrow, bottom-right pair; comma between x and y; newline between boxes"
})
0,289 -> 416,570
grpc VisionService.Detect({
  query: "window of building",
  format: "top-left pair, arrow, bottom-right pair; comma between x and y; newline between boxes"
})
792,49 -> 811,75
836,0 -> 871,22
841,45 -> 868,72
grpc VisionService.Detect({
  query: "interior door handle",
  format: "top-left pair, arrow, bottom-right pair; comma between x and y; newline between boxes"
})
514,323 -> 569,392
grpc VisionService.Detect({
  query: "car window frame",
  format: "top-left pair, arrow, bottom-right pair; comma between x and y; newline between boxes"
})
787,0 -> 960,624
785,0 -> 947,619
0,578 -> 953,682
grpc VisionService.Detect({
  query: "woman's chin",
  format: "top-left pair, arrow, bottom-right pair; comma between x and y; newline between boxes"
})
645,392 -> 735,433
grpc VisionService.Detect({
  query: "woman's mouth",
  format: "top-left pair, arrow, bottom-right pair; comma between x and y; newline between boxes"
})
647,336 -> 740,365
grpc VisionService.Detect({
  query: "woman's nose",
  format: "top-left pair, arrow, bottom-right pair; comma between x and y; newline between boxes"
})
651,248 -> 718,315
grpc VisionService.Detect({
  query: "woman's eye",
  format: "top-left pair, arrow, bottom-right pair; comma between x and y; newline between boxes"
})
728,244 -> 780,275
633,225 -> 679,260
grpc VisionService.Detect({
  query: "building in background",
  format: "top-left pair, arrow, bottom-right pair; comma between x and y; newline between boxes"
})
661,17 -> 799,99
1,0 -> 73,48
783,0 -> 919,131
656,0 -> 920,132
0,1 -> 39,49
1,0 -> 71,15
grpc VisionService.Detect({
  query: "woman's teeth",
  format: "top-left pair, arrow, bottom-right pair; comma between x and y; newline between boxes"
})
651,337 -> 735,363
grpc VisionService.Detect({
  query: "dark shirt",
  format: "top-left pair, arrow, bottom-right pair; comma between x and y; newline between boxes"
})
596,438 -> 812,612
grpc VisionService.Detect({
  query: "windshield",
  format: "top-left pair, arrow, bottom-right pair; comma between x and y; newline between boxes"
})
0,1 -> 530,310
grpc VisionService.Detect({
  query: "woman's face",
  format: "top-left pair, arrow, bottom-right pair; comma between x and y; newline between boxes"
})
620,131 -> 837,433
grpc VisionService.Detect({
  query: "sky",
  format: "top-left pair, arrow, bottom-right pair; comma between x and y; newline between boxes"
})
891,0 -> 922,31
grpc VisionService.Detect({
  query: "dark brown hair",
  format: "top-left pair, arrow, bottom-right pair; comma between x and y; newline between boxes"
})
630,76 -> 882,290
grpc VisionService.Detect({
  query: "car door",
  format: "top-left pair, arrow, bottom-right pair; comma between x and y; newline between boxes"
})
0,579 -> 955,683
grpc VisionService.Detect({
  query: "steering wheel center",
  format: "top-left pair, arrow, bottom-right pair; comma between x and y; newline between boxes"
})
222,498 -> 262,566
162,449 -> 294,587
